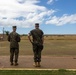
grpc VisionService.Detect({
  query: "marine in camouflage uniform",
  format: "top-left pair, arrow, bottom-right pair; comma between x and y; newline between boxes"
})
28,23 -> 44,67
8,26 -> 21,66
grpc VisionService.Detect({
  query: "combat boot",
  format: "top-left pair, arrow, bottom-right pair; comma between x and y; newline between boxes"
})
15,62 -> 18,66
10,62 -> 13,66
33,62 -> 37,67
38,62 -> 41,67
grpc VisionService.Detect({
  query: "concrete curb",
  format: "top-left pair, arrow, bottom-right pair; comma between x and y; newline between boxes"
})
0,68 -> 76,71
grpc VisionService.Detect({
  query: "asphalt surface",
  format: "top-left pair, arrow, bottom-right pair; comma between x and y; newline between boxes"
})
0,56 -> 76,69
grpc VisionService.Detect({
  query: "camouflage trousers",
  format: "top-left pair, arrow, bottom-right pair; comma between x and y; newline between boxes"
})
10,48 -> 19,63
32,43 -> 43,62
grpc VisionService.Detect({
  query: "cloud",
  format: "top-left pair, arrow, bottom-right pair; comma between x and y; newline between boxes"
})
17,0 -> 25,4
47,0 -> 58,4
46,14 -> 76,26
47,0 -> 54,4
1,0 -> 76,28
0,0 -> 56,28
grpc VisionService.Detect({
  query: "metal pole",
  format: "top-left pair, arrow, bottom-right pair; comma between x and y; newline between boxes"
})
3,27 -> 4,40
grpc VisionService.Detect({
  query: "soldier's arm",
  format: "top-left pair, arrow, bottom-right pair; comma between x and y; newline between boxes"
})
8,34 -> 10,42
18,34 -> 21,42
42,35 -> 44,44
42,30 -> 44,44
17,34 -> 21,42
28,33 -> 33,43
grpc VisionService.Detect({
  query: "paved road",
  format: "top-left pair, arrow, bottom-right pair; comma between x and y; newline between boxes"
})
0,56 -> 76,69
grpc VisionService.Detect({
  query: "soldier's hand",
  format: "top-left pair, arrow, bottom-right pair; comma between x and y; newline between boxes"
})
30,41 -> 33,44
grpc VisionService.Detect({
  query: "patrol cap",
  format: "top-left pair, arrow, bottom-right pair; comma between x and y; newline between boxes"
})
12,26 -> 17,28
35,23 -> 39,26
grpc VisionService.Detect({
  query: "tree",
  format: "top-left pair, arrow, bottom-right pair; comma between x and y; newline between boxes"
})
5,31 -> 10,36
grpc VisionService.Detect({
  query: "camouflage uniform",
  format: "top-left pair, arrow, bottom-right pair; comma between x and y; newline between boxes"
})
29,29 -> 44,62
8,31 -> 20,63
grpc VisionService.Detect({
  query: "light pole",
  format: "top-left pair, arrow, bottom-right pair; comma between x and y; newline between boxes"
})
3,27 -> 4,40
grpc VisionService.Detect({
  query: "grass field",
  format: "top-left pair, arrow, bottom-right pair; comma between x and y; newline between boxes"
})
0,39 -> 76,56
0,69 -> 76,75
0,39 -> 76,74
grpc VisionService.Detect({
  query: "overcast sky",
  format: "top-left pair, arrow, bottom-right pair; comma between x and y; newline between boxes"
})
0,0 -> 76,34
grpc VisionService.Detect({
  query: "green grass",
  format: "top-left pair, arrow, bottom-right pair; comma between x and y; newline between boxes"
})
0,70 -> 76,75
0,40 -> 76,56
